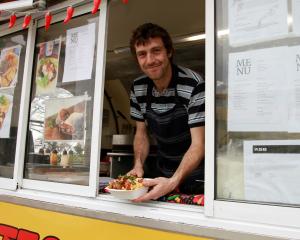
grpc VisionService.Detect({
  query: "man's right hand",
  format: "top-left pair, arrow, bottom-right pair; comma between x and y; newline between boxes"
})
127,165 -> 144,178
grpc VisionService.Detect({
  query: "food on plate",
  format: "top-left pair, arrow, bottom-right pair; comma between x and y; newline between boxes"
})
0,95 -> 10,129
59,112 -> 84,137
0,111 -> 5,129
0,51 -> 18,88
108,175 -> 144,190
36,57 -> 57,88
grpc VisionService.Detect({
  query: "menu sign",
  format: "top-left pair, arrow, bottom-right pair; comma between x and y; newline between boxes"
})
228,47 -> 288,132
244,140 -> 300,204
228,0 -> 288,46
62,23 -> 96,83
292,0 -> 300,35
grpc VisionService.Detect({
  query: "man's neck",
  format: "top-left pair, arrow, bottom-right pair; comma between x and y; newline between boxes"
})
153,64 -> 173,92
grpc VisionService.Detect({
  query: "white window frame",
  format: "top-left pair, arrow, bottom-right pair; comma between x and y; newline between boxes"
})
207,0 -> 300,230
17,0 -> 109,197
0,0 -> 33,10
0,17 -> 32,190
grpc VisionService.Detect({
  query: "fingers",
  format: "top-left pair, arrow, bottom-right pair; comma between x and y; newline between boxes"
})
127,167 -> 144,178
132,188 -> 159,202
142,178 -> 158,187
127,170 -> 142,177
133,178 -> 163,202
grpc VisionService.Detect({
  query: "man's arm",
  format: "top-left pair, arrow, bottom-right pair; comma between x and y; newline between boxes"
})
133,126 -> 204,202
170,126 -> 204,186
128,121 -> 150,177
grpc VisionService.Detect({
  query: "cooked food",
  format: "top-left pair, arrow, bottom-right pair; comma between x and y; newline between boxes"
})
0,95 -> 10,110
0,95 -> 10,129
0,111 -> 5,129
59,122 -> 74,135
59,112 -> 84,137
0,51 -> 18,88
64,112 -> 83,127
36,57 -> 57,88
108,175 -> 144,190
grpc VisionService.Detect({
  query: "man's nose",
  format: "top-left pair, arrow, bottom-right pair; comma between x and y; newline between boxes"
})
145,53 -> 155,65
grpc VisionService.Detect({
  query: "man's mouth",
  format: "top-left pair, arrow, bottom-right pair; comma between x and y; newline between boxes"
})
146,64 -> 161,70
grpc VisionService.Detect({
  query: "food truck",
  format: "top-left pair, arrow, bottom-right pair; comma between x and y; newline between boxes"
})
0,0 -> 300,239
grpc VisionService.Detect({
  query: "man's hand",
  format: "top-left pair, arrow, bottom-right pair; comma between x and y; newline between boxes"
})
132,177 -> 178,202
127,165 -> 144,178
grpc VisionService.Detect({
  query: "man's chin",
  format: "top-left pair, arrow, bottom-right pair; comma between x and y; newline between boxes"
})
147,73 -> 162,81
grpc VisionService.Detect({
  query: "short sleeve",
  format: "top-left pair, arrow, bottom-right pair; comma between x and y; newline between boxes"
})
188,79 -> 205,128
130,84 -> 145,122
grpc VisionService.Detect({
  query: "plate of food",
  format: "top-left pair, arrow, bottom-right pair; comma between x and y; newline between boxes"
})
105,175 -> 149,200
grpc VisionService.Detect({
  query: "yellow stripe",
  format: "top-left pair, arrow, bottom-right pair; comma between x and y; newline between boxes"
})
0,201 -> 212,240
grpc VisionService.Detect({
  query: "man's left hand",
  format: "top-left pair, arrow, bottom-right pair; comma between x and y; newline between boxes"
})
132,177 -> 178,202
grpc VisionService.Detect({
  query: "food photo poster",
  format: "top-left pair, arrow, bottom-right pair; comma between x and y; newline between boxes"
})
0,92 -> 13,138
35,38 -> 61,96
44,96 -> 87,142
0,45 -> 22,89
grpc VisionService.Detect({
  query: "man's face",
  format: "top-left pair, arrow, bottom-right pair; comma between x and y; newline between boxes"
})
135,37 -> 172,82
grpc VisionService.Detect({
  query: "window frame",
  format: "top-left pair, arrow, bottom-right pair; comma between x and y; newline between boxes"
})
16,1 -> 109,197
0,17 -> 31,190
209,0 -> 300,229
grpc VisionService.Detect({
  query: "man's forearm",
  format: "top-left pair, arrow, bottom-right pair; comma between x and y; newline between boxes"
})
170,143 -> 204,186
133,131 -> 150,168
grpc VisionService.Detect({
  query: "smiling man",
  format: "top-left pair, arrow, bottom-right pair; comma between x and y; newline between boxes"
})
129,23 -> 205,202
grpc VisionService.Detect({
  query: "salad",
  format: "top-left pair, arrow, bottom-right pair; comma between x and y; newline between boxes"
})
36,57 -> 57,88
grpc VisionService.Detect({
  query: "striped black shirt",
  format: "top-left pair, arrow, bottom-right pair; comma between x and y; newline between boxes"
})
130,65 -> 205,128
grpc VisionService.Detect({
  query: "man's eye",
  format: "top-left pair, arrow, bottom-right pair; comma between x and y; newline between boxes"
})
153,48 -> 161,53
137,52 -> 146,58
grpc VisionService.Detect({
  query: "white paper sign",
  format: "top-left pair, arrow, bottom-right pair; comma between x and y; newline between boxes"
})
62,23 -> 96,83
0,93 -> 13,138
244,140 -> 300,204
228,0 -> 288,46
228,47 -> 288,132
292,0 -> 300,35
287,45 -> 300,132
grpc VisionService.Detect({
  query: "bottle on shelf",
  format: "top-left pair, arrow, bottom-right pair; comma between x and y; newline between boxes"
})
50,149 -> 58,166
60,149 -> 69,168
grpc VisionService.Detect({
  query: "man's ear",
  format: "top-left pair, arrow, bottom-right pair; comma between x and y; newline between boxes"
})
168,52 -> 172,59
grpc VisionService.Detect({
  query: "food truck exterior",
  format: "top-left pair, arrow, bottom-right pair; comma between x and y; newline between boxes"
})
0,0 -> 300,239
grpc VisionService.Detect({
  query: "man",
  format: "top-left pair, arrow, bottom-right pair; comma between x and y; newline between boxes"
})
129,23 -> 205,202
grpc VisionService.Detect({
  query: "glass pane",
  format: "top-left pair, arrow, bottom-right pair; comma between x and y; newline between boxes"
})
24,13 -> 99,185
0,30 -> 28,179
216,0 -> 300,206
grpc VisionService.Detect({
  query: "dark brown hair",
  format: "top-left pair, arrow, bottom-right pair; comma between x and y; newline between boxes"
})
130,23 -> 174,60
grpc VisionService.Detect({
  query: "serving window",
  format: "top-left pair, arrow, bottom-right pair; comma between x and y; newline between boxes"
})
99,0 -> 205,205
23,11 -> 101,190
